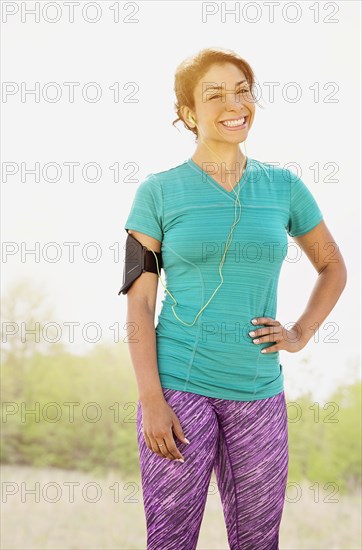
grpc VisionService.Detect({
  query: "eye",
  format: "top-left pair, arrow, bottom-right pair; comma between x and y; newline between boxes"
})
209,88 -> 251,100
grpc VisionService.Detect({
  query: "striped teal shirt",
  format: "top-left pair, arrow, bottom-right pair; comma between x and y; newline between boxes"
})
123,157 -> 324,401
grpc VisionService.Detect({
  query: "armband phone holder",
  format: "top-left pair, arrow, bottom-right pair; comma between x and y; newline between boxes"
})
118,231 -> 163,295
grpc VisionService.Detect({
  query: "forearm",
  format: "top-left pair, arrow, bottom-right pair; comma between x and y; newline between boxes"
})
126,299 -> 164,403
291,266 -> 347,346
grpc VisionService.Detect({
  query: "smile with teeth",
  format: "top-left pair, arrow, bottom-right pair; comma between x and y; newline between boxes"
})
220,116 -> 247,128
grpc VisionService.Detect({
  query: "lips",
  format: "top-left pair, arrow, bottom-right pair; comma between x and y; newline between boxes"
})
220,115 -> 248,123
219,115 -> 248,129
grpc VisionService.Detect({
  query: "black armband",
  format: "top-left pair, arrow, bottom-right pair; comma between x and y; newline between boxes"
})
118,232 -> 163,295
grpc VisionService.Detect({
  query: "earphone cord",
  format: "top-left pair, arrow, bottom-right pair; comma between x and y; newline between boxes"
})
145,119 -> 248,327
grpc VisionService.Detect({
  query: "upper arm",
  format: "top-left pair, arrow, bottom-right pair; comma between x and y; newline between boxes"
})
122,174 -> 164,312
292,219 -> 347,278
126,229 -> 161,314
285,171 -> 347,277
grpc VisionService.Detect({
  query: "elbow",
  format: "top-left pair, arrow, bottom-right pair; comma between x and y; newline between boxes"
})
339,256 -> 348,290
341,266 -> 348,291
320,261 -> 348,292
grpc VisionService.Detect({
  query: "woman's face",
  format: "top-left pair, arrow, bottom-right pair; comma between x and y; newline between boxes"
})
188,62 -> 256,144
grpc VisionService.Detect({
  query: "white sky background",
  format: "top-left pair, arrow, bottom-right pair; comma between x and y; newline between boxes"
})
1,0 -> 361,403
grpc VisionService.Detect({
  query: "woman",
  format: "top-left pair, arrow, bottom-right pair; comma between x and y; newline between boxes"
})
119,48 -> 347,550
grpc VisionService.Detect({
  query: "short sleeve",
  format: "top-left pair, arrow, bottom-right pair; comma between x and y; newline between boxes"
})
124,174 -> 163,241
286,173 -> 324,237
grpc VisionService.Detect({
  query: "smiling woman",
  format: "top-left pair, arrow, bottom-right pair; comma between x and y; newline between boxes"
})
172,48 -> 261,141
120,47 -> 347,550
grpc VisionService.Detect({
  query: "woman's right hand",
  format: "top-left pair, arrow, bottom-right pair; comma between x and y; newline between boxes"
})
140,396 -> 190,462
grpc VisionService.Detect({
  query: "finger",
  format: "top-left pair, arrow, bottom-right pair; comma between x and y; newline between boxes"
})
251,330 -> 283,345
143,432 -> 154,452
172,418 -> 189,446
154,438 -> 170,458
249,327 -> 282,339
252,317 -> 281,326
145,434 -> 166,458
151,437 -> 169,458
154,437 -> 181,461
156,435 -> 184,462
261,343 -> 280,354
164,433 -> 185,461
146,436 -> 165,458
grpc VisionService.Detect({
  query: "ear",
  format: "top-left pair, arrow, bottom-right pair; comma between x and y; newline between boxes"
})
180,106 -> 193,127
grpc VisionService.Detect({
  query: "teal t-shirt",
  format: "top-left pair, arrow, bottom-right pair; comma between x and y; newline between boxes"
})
123,157 -> 324,401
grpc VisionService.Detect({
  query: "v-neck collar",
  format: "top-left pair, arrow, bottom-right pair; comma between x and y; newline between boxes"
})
186,156 -> 252,200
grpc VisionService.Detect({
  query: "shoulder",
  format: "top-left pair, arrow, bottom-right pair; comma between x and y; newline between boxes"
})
146,160 -> 190,187
250,158 -> 296,182
248,159 -> 296,194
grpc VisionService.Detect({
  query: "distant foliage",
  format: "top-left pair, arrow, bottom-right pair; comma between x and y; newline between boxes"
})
1,343 -> 361,495
1,344 -> 140,477
287,383 -> 361,495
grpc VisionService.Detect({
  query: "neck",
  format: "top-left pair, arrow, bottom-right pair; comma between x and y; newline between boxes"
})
191,142 -> 247,183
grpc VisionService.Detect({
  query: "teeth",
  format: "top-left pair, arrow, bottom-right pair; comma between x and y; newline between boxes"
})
221,117 -> 246,127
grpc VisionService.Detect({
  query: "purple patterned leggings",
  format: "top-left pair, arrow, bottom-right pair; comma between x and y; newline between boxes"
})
136,388 -> 289,550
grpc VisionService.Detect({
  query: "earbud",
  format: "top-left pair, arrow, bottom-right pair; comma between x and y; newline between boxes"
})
188,115 -> 196,124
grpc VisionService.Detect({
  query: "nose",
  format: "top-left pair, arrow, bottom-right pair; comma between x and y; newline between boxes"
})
224,91 -> 247,111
